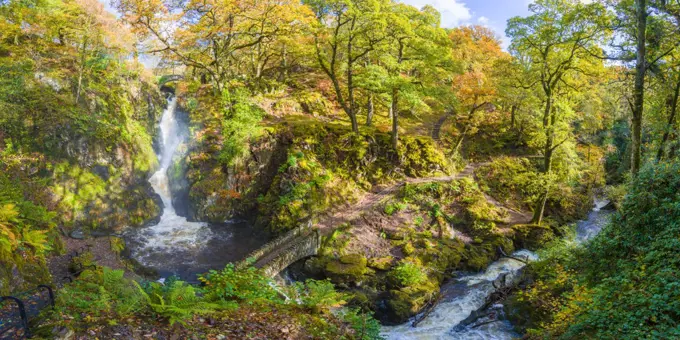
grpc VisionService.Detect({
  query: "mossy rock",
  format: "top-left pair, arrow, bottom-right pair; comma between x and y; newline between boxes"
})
490,234 -> 515,255
385,230 -> 406,240
416,239 -> 435,249
415,240 -> 465,275
385,279 -> 439,324
464,244 -> 494,271
368,257 -> 394,271
511,224 -> 556,250
402,242 -> 416,256
339,254 -> 367,266
324,257 -> 370,285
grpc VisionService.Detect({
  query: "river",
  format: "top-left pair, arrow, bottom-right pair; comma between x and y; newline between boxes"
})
381,198 -> 613,339
125,97 -> 267,281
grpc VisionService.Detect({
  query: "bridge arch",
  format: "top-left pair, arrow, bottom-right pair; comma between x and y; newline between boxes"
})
236,222 -> 321,277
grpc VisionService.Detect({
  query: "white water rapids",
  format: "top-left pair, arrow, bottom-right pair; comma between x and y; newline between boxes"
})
381,198 -> 612,339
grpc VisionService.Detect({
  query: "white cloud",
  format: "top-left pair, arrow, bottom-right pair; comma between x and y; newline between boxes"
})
400,0 -> 472,27
477,16 -> 489,25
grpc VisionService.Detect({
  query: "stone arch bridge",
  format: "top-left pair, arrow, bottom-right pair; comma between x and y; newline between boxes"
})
236,222 -> 321,277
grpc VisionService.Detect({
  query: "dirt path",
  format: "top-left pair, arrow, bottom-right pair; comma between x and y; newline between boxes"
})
315,162 -> 528,235
431,113 -> 451,142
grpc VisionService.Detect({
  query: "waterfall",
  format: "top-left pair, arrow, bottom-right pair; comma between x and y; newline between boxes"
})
130,97 -> 212,273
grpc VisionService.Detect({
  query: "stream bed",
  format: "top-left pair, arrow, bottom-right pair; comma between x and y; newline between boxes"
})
382,198 -> 613,339
125,98 -> 268,281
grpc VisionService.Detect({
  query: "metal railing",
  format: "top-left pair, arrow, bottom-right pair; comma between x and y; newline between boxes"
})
0,246 -> 95,339
0,285 -> 54,339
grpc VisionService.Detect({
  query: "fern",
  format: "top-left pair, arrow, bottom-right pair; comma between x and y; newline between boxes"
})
21,227 -> 51,255
135,280 -> 220,325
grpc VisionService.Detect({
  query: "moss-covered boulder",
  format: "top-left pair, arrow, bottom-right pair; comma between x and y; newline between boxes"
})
385,279 -> 439,324
462,235 -> 514,271
511,224 -> 556,250
324,254 -> 370,285
368,257 -> 394,271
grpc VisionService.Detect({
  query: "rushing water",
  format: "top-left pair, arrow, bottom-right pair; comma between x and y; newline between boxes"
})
126,97 -> 268,281
381,198 -> 613,339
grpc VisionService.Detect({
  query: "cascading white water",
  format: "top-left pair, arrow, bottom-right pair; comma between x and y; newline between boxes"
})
381,198 -> 613,339
131,97 -> 212,271
381,250 -> 537,340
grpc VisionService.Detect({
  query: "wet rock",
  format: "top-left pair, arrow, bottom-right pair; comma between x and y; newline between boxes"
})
92,164 -> 111,180
144,186 -> 164,226
601,200 -> 616,211
70,228 -> 85,239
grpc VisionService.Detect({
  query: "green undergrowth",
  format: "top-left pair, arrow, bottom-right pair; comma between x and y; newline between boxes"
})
258,121 -> 450,232
475,157 -> 540,211
392,179 -> 504,236
476,153 -> 602,224
0,152 -> 61,295
37,265 -> 382,339
506,161 -> 680,339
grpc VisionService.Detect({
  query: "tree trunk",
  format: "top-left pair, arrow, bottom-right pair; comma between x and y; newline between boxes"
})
278,45 -> 288,82
347,29 -> 358,133
366,94 -> 374,126
453,126 -> 468,157
391,89 -> 399,149
669,133 -> 678,159
656,72 -> 680,161
631,0 -> 647,176
533,97 -> 554,224
510,104 -> 518,128
76,37 -> 88,104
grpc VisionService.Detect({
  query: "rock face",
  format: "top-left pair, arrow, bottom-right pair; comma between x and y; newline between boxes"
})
48,86 -> 166,234
183,129 -> 288,222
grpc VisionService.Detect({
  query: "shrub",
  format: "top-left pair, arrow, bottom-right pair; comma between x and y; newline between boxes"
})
389,262 -> 427,287
338,308 -> 383,340
603,184 -> 626,210
218,87 -> 265,167
56,268 -> 147,320
199,264 -> 283,303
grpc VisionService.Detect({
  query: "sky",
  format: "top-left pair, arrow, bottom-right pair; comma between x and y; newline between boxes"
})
399,0 -> 533,48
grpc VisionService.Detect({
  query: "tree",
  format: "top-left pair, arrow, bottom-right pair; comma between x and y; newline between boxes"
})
115,0 -> 314,92
449,25 -> 507,155
604,0 -> 680,174
507,0 -> 609,224
307,0 -> 388,132
379,4 -> 451,149
652,57 -> 680,161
